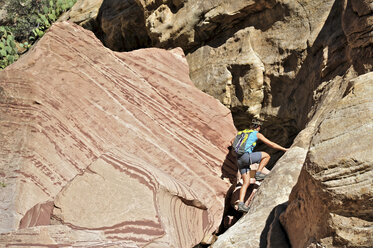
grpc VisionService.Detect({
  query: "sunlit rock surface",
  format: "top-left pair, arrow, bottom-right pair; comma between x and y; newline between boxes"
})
210,0 -> 373,246
212,71 -> 373,247
2,0 -> 372,246
0,21 -> 236,247
72,0 -> 373,148
94,0 -> 336,135
94,0 -> 371,171
281,73 -> 373,248
59,0 -> 104,30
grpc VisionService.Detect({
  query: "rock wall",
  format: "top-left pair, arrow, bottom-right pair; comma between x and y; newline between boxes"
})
1,0 -> 372,247
92,0 -> 368,169
280,73 -> 373,248
212,69 -> 373,247
89,2 -> 373,246
0,22 -> 237,247
212,0 -> 373,246
93,0 -> 339,137
67,0 -> 372,139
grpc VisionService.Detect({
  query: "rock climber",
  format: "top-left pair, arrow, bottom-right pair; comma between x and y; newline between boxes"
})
235,119 -> 288,212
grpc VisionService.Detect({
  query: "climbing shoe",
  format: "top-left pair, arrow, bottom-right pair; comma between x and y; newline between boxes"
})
255,172 -> 267,181
237,202 -> 250,213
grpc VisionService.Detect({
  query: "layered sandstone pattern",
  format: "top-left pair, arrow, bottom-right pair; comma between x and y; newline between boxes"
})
94,0 -> 336,135
0,21 -> 237,247
281,73 -> 373,248
1,0 -> 372,247
71,0 -> 373,142
94,0 -> 363,173
94,0 -> 373,161
0,225 -> 139,248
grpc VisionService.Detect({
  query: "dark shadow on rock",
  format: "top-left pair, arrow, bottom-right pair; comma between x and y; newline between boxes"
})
220,145 -> 238,184
194,146 -> 242,247
215,182 -> 260,239
217,147 -> 261,235
260,202 -> 291,248
231,0 -> 352,161
95,0 -> 151,51
216,146 -> 241,235
19,201 -> 54,229
193,243 -> 210,248
215,182 -> 242,236
275,0 -> 351,131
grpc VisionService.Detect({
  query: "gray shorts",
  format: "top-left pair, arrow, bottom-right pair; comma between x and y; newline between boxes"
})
237,152 -> 262,174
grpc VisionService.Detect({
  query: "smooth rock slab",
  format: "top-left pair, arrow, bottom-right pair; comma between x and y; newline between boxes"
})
0,225 -> 139,247
0,21 -> 236,247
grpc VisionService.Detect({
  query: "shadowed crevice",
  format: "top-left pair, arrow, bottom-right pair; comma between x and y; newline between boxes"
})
95,0 -> 151,52
259,202 -> 290,248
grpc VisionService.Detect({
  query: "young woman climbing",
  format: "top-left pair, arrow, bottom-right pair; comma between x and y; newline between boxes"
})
234,119 -> 288,212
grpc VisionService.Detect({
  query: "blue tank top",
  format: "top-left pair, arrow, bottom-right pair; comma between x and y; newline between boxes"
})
244,130 -> 258,153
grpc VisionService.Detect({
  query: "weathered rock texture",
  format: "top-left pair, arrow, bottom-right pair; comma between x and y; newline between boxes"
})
0,225 -> 140,247
93,0 -> 337,136
59,0 -> 104,30
212,135 -> 309,248
2,0 -> 372,247
92,0 -> 372,170
0,21 -> 237,247
0,1 -> 7,24
75,0 -> 373,132
95,0 -> 151,51
280,73 -> 373,248
212,69 -> 373,247
211,0 -> 373,246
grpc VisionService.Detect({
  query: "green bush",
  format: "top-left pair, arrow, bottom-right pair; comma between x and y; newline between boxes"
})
0,26 -> 19,69
0,0 -> 76,70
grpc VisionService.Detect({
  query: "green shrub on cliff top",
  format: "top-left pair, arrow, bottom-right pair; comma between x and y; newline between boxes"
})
0,0 -> 76,70
0,26 -> 19,69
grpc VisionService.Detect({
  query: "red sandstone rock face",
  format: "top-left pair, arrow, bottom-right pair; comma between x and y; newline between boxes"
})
0,21 -> 236,247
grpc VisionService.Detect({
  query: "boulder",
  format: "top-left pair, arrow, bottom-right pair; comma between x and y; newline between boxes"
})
0,21 -> 236,247
280,72 -> 373,248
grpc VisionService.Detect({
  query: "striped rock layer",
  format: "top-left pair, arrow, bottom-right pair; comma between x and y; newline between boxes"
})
0,21 -> 236,247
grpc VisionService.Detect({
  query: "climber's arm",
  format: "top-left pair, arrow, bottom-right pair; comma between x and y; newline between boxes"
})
256,133 -> 288,152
